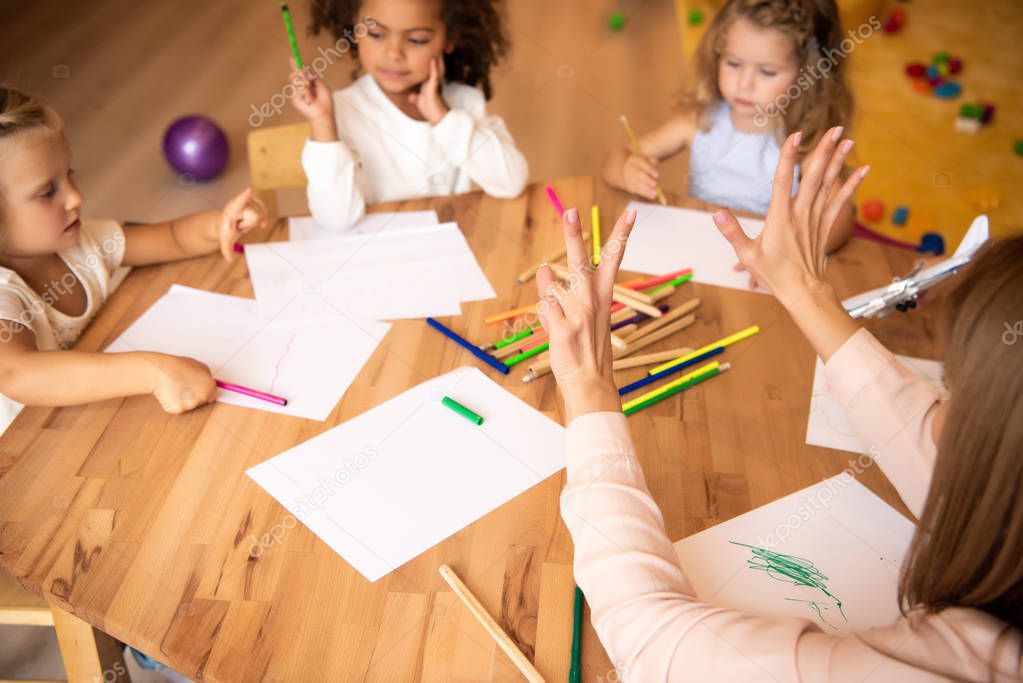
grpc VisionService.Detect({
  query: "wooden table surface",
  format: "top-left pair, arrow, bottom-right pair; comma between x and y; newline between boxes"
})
0,177 -> 939,682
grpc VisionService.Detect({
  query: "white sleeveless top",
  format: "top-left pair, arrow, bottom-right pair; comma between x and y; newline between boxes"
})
688,102 -> 799,216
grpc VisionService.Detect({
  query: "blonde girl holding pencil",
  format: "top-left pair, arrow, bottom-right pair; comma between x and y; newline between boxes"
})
0,88 -> 268,432
603,0 -> 857,260
537,129 -> 1021,680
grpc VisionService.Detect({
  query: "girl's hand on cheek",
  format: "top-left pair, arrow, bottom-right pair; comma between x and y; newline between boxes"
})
409,57 -> 450,124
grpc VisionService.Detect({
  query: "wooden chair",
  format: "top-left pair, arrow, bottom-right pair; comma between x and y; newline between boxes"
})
246,121 -> 310,226
0,574 -> 131,683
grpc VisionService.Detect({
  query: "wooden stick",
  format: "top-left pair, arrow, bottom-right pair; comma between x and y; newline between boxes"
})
609,306 -> 638,325
494,333 -> 543,359
611,283 -> 655,305
609,331 -> 628,351
613,346 -> 695,371
650,285 -> 675,302
611,290 -> 664,319
615,314 -> 696,356
439,565 -> 546,683
613,323 -> 638,338
622,298 -> 701,344
524,316 -> 696,382
516,231 -> 590,284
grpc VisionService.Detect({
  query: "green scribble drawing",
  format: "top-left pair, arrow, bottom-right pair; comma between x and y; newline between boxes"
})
730,540 -> 848,630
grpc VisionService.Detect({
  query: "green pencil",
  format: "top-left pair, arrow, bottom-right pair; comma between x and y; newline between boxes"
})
623,362 -> 729,416
647,272 -> 693,294
503,341 -> 549,367
492,324 -> 541,350
280,3 -> 303,68
569,585 -> 583,683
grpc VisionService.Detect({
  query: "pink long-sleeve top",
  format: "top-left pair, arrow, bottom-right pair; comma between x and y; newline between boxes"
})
562,328 -> 1021,681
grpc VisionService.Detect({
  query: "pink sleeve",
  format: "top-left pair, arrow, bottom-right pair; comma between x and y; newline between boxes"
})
823,328 -> 941,517
562,412 -> 845,681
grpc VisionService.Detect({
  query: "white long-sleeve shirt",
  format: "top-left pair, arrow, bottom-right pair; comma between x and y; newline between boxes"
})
562,329 -> 1021,682
301,74 -> 529,232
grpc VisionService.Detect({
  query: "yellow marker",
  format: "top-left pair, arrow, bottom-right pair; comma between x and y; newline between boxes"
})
649,325 -> 760,375
591,205 -> 601,265
622,361 -> 720,412
620,115 -> 667,205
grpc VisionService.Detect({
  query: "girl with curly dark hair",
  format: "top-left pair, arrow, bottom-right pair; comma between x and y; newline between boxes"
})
290,0 -> 528,232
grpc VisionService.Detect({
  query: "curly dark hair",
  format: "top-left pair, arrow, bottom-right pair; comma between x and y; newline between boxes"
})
309,0 -> 509,99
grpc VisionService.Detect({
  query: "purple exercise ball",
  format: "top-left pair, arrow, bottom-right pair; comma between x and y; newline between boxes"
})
162,115 -> 229,181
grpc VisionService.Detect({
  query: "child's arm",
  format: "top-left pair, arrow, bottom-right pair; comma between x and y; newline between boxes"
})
416,58 -> 529,198
0,323 -> 217,413
602,114 -> 696,199
122,188 -> 267,266
291,68 -> 367,232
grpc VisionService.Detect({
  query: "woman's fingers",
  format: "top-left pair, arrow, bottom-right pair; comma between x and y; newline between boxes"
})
562,208 -> 590,271
712,209 -> 754,264
596,208 -> 637,293
794,126 -> 844,216
820,165 -> 870,247
534,264 -> 565,328
811,138 -> 855,227
769,131 -> 801,209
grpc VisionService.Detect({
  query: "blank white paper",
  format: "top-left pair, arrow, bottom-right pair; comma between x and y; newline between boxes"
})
246,366 -> 566,582
674,476 -> 916,635
106,284 -> 390,421
621,201 -> 767,292
806,355 -> 943,454
289,210 -> 440,241
246,223 -> 494,325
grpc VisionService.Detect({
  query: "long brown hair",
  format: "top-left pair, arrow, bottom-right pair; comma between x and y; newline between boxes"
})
899,237 -> 1023,656
681,0 -> 855,158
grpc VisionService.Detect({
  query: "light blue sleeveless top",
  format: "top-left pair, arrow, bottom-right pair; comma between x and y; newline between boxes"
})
688,102 -> 798,216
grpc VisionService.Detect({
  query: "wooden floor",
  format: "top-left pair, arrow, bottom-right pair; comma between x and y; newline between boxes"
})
1,0 -> 1019,243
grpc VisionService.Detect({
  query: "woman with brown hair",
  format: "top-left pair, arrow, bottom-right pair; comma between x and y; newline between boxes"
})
536,128 -> 1021,680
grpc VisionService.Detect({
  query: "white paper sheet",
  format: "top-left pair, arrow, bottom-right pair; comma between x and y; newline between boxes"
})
106,284 -> 390,421
806,355 -> 943,453
621,201 -> 767,292
246,222 -> 495,325
673,476 -> 916,635
246,366 -> 566,581
289,210 -> 440,241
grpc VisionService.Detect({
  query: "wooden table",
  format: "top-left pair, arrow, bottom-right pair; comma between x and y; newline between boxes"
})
0,177 -> 939,682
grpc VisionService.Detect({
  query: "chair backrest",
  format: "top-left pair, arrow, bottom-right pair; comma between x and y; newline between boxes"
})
246,121 -> 310,223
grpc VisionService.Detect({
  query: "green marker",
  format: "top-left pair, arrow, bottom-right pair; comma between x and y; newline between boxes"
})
493,325 -> 541,350
281,3 -> 303,68
569,585 -> 584,683
441,396 -> 484,426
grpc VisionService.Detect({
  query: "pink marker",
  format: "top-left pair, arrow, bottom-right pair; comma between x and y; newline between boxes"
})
215,380 -> 287,406
233,243 -> 245,253
545,185 -> 565,217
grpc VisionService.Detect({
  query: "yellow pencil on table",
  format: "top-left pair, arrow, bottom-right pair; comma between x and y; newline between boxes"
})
620,115 -> 667,205
649,325 -> 760,374
591,204 -> 601,265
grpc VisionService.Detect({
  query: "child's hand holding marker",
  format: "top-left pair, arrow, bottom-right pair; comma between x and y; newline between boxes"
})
408,57 -> 450,125
219,188 -> 268,262
147,354 -> 218,414
535,207 -> 638,421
